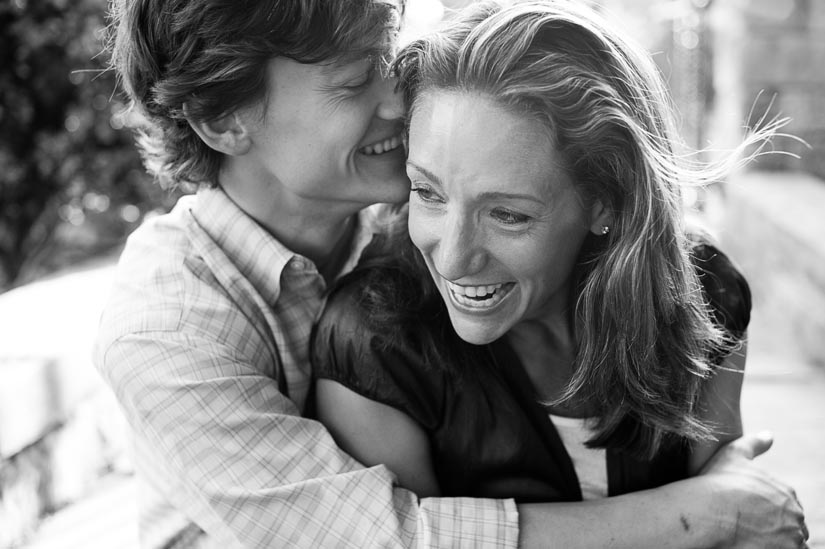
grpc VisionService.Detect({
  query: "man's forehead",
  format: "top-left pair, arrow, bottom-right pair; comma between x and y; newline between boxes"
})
320,56 -> 373,75
319,50 -> 391,76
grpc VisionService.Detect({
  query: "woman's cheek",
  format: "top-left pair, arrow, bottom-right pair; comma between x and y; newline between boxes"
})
407,204 -> 437,253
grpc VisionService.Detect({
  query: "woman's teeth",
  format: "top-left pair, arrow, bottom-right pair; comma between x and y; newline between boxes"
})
360,135 -> 402,155
446,281 -> 510,308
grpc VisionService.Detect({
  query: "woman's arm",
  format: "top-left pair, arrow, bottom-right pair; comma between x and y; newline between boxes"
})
688,338 -> 748,474
316,378 -> 441,497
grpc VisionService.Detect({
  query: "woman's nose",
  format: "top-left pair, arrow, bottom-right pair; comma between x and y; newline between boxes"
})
434,215 -> 486,281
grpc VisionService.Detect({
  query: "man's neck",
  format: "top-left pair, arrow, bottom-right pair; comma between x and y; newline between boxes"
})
219,168 -> 365,271
315,215 -> 358,284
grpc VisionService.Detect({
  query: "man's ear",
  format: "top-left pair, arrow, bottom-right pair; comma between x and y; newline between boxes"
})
588,198 -> 613,236
184,104 -> 253,156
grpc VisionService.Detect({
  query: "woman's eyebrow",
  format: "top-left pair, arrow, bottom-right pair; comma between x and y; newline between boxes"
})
407,161 -> 546,205
405,162 -> 442,186
477,191 -> 546,205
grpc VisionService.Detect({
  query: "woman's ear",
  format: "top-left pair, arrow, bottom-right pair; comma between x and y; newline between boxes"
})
184,104 -> 253,156
588,199 -> 613,236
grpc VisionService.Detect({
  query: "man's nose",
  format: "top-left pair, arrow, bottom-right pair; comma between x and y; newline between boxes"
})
375,76 -> 405,121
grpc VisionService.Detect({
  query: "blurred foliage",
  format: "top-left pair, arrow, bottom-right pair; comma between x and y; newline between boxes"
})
0,0 -> 181,291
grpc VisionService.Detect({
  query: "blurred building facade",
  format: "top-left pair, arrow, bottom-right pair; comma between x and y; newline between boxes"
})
707,0 -> 825,369
709,0 -> 825,178
603,0 -> 825,178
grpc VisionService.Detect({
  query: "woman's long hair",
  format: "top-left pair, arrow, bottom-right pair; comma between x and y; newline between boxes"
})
358,0 -> 779,459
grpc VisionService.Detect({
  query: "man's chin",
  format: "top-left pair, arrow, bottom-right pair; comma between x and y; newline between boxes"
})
367,175 -> 411,204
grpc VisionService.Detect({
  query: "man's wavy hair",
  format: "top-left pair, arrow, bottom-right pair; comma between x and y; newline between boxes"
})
108,0 -> 402,189
374,0 -> 779,459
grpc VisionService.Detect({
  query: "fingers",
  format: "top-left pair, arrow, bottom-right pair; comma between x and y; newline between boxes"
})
798,526 -> 809,549
752,430 -> 775,457
789,487 -> 807,540
731,430 -> 774,459
797,499 -> 808,543
791,490 -> 808,548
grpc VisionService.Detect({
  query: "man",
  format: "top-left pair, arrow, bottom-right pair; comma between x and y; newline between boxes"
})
96,1 -> 521,546
95,1 -> 806,547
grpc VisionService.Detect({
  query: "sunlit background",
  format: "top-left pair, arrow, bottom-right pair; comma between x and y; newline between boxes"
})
1,0 -> 823,547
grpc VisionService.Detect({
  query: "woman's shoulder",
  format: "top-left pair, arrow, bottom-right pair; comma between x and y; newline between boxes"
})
312,264 -> 392,369
689,236 -> 752,338
312,265 -> 448,429
316,267 -> 374,333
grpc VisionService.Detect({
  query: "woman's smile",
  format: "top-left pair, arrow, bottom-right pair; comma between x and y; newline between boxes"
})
444,279 -> 515,311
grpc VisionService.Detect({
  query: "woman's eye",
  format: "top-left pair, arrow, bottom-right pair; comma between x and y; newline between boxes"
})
410,186 -> 442,203
490,208 -> 530,225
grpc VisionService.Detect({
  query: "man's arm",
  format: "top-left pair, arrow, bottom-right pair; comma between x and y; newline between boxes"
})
99,331 -> 518,548
315,372 -> 806,549
518,433 -> 807,549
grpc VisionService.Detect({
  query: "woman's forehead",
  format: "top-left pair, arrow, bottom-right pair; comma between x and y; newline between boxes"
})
407,91 -> 574,200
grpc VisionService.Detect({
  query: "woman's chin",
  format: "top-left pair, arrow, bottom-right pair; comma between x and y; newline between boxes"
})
449,316 -> 509,346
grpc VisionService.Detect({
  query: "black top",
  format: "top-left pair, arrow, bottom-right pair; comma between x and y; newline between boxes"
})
310,242 -> 751,502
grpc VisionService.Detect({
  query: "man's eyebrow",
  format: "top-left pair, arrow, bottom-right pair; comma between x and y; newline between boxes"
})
320,55 -> 375,77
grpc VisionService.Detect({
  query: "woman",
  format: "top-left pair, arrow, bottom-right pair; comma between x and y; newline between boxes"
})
312,0 -> 807,546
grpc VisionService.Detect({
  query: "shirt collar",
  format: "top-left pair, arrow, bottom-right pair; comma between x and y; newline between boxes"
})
189,186 -> 381,304
337,203 -> 386,279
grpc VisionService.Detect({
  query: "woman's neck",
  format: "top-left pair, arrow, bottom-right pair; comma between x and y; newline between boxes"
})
507,317 -> 592,417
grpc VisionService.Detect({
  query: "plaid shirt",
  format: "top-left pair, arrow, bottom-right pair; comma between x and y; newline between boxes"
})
94,187 -> 518,548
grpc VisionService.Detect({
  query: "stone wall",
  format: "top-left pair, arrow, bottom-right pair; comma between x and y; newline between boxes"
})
0,262 -> 131,547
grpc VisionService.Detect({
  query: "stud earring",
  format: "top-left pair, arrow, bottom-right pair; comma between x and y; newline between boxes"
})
601,225 -> 610,235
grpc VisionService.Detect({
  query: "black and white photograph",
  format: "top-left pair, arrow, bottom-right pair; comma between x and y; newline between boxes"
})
1,0 -> 822,547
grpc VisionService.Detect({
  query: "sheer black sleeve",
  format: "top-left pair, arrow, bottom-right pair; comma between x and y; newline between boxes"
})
691,242 -> 752,339
310,274 -> 446,431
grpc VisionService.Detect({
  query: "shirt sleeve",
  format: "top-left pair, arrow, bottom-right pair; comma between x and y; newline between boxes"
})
98,329 -> 519,549
692,242 -> 752,339
311,282 -> 448,432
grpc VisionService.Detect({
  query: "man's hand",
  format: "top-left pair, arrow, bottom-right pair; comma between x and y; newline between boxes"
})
700,432 -> 808,548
